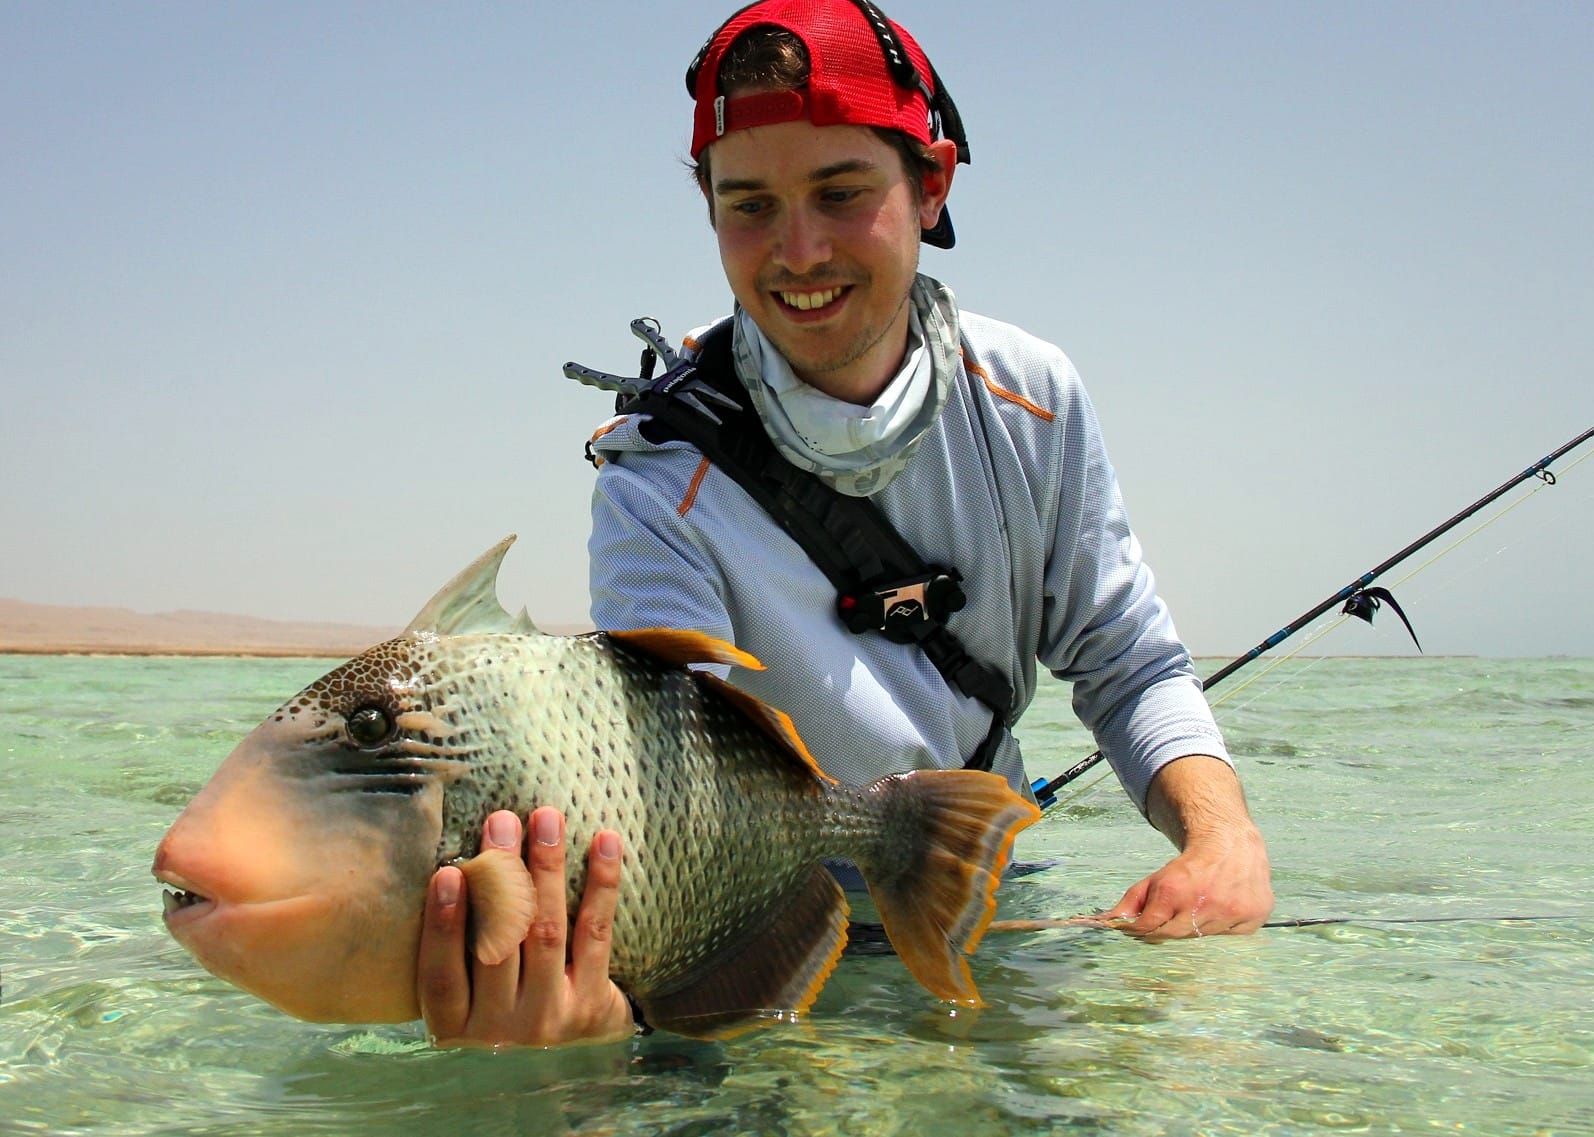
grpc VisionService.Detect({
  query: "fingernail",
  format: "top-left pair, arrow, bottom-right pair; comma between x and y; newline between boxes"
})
533,809 -> 562,847
436,869 -> 459,907
596,830 -> 620,860
486,811 -> 518,848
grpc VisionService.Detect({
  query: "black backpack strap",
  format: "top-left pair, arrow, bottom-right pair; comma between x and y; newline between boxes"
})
612,321 -> 1015,764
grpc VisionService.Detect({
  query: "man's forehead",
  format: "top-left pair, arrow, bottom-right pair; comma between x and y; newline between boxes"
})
706,120 -> 897,189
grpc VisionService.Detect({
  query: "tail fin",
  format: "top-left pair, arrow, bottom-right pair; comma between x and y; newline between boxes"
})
858,770 -> 1041,1006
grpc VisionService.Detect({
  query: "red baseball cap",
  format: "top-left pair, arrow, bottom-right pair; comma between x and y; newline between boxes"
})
686,0 -> 970,248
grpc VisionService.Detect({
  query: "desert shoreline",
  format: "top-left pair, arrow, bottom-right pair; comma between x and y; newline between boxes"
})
0,642 -> 386,658
0,596 -> 593,659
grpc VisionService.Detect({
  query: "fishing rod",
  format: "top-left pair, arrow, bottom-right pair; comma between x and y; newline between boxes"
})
1034,424 -> 1594,806
977,914 -> 1582,936
845,913 -> 1582,954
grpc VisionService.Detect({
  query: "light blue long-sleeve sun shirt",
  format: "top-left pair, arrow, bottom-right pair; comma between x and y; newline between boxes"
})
584,284 -> 1228,815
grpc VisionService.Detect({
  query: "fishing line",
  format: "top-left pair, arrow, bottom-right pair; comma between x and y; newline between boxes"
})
846,913 -> 1585,958
980,914 -> 1584,935
1377,443 -> 1594,600
1034,426 -> 1594,809
1208,445 -> 1594,719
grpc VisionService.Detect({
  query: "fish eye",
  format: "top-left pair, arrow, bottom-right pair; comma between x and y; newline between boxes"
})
346,706 -> 394,748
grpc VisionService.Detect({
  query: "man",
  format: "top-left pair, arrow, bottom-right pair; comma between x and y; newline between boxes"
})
417,0 -> 1274,1047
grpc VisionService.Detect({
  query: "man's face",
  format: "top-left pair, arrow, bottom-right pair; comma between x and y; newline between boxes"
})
704,120 -> 953,403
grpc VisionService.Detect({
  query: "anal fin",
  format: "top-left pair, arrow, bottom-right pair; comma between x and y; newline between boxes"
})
634,865 -> 850,1040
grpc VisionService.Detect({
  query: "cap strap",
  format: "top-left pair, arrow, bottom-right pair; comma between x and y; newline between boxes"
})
715,88 -> 811,138
845,0 -> 921,89
926,61 -> 971,165
685,0 -> 760,94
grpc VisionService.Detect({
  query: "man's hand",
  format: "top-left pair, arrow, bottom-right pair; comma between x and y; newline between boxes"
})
1100,755 -> 1274,940
417,807 -> 634,1046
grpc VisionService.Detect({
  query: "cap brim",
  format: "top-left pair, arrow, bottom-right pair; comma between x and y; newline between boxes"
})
921,206 -> 956,249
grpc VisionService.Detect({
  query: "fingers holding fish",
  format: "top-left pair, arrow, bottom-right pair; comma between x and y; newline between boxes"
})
516,808 -> 633,1045
417,864 -> 472,1042
418,808 -> 632,1046
460,811 -> 536,1032
569,829 -> 629,1032
417,811 -> 529,1045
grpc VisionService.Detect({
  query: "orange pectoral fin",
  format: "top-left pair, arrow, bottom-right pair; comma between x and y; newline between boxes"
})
458,847 -> 536,966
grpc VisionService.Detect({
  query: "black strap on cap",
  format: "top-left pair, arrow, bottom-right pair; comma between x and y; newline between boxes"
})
685,2 -> 760,94
846,0 -> 971,164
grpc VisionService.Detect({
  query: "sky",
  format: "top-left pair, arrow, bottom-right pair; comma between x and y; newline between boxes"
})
3,1 -> 1590,659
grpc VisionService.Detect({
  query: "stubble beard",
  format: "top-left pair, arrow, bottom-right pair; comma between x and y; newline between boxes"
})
763,274 -> 916,393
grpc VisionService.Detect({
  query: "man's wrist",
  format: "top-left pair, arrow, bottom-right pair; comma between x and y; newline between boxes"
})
1146,754 -> 1251,849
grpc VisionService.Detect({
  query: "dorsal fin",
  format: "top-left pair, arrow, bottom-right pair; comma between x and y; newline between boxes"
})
695,671 -> 836,785
605,628 -> 765,672
404,536 -> 540,637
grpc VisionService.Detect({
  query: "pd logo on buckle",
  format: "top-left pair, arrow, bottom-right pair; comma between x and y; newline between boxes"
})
838,570 -> 966,644
879,582 -> 930,624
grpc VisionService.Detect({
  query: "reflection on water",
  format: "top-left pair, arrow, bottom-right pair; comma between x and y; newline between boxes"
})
1,656 -> 1590,1135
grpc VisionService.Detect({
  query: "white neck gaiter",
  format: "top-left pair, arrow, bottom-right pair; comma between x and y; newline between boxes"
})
731,274 -> 962,497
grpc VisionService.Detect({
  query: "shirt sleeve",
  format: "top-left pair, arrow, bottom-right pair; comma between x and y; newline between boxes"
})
588,446 -> 736,649
1036,371 -> 1230,815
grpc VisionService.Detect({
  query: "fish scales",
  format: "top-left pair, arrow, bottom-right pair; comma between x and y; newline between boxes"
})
375,630 -> 843,992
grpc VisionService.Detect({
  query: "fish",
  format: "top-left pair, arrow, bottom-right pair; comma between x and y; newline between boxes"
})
152,536 -> 1041,1038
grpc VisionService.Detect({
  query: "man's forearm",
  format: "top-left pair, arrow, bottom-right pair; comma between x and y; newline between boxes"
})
1145,754 -> 1260,850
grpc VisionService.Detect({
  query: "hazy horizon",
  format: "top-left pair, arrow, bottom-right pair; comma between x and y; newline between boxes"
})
4,1 -> 1590,658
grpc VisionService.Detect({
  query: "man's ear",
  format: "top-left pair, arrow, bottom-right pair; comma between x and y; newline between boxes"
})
918,138 -> 958,231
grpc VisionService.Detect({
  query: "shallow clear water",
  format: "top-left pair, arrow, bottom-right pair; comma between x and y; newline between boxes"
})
1,654 -> 1590,1136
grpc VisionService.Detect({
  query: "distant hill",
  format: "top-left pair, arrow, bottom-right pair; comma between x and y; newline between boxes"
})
0,598 -> 403,657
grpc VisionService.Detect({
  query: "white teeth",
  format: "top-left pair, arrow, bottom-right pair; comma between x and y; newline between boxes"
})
780,287 -> 841,311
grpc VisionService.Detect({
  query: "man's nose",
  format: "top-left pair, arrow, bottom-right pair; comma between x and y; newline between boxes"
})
773,207 -> 832,275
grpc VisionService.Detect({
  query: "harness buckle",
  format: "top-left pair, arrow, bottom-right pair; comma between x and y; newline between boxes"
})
837,569 -> 966,644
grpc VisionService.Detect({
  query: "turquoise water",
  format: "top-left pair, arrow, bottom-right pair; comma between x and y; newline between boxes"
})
1,653 -> 1590,1136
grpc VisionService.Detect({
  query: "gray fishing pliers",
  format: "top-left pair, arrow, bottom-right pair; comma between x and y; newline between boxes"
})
563,318 -> 741,425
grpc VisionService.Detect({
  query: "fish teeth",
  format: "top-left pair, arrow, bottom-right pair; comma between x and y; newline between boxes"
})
162,888 -> 207,914
779,287 -> 842,311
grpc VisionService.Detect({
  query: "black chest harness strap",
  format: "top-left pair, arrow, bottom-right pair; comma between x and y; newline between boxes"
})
570,319 -> 1015,773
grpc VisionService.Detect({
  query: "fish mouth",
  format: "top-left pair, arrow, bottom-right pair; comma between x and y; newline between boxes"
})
155,870 -> 218,927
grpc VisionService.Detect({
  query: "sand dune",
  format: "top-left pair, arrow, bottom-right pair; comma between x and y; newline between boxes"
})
0,598 -> 403,657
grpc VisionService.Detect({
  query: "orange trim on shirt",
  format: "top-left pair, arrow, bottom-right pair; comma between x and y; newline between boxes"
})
586,419 -> 627,468
678,456 -> 712,516
964,356 -> 1055,422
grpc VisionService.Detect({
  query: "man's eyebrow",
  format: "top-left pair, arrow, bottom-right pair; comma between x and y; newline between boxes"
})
809,158 -> 880,181
712,158 -> 883,196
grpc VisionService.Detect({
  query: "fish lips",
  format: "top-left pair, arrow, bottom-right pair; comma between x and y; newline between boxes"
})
156,867 -> 218,930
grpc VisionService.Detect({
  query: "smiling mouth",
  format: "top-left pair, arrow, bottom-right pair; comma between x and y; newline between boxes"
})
776,285 -> 847,312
